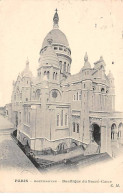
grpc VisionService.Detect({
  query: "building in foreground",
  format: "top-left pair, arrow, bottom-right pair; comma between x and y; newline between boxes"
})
7,10 -> 123,156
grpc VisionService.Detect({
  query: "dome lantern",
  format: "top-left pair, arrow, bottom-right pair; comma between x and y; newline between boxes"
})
53,9 -> 59,29
26,57 -> 29,69
21,57 -> 33,78
84,52 -> 88,62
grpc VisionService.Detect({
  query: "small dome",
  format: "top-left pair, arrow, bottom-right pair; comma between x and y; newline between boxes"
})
21,58 -> 32,78
84,52 -> 88,62
82,52 -> 91,70
107,70 -> 114,78
42,29 -> 69,48
39,39 -> 59,68
100,56 -> 103,61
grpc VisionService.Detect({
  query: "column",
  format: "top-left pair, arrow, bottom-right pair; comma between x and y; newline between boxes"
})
100,125 -> 107,153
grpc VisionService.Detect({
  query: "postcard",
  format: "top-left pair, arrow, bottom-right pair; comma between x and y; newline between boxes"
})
0,0 -> 123,193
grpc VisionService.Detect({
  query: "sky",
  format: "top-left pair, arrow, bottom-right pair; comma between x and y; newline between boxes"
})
0,0 -> 123,111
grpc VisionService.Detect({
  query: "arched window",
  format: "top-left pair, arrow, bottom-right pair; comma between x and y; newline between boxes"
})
65,113 -> 68,126
59,61 -> 62,65
77,123 -> 79,133
93,86 -> 96,91
44,71 -> 46,75
101,88 -> 105,92
118,123 -> 123,138
55,73 -> 57,80
111,123 -> 117,140
84,84 -> 85,88
73,122 -> 75,132
118,131 -> 121,138
53,72 -> 55,80
33,91 -> 36,100
64,62 -> 66,72
111,132 -> 114,140
47,71 -> 49,79
59,61 -> 62,71
61,110 -> 63,126
36,89 -> 40,100
57,114 -> 60,126
73,94 -> 76,100
77,92 -> 79,100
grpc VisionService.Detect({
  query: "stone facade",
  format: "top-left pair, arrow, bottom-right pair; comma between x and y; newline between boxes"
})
7,10 -> 123,156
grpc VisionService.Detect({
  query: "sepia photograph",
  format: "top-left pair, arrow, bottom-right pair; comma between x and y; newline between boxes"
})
0,0 -> 123,193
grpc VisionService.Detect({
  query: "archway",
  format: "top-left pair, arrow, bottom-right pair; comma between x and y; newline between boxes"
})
111,123 -> 117,140
92,124 -> 101,145
118,123 -> 123,138
36,89 -> 41,100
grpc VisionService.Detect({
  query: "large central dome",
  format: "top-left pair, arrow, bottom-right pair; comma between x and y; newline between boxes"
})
39,9 -> 72,79
42,28 -> 69,48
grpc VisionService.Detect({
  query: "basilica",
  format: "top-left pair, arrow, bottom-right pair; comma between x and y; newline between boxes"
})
6,10 -> 123,156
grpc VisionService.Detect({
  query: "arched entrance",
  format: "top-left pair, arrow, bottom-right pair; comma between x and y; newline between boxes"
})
92,124 -> 101,146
